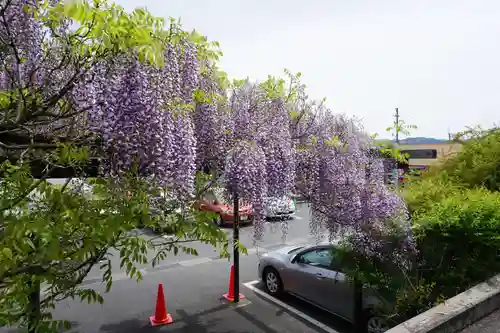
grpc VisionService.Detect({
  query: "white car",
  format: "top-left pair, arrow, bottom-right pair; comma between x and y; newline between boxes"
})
264,195 -> 296,219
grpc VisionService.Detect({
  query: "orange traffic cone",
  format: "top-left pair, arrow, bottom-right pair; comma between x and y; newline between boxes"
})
149,283 -> 173,326
223,264 -> 245,302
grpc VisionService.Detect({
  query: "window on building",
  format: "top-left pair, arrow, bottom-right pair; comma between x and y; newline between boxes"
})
401,149 -> 437,159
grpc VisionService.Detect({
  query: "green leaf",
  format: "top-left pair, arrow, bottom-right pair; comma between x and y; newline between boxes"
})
2,248 -> 13,259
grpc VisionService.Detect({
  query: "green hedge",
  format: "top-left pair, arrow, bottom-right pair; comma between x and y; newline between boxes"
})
425,128 -> 500,191
357,129 -> 500,325
412,187 -> 500,298
342,182 -> 500,325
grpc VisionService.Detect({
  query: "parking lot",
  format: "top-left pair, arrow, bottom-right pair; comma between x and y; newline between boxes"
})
243,279 -> 351,333
1,203 -> 354,333
38,246 -> 352,333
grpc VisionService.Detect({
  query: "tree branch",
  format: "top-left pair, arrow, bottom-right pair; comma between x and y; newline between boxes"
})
0,164 -> 56,212
39,246 -> 110,307
0,6 -> 28,124
0,141 -> 59,150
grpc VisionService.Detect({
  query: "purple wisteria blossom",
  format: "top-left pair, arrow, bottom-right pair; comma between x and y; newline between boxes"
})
224,140 -> 267,241
0,0 -> 43,88
164,44 -> 182,100
95,48 -> 200,200
180,41 -> 199,104
219,83 -> 296,242
0,0 -> 413,258
170,112 -> 197,201
194,71 -> 230,172
295,112 -> 413,256
100,59 -> 165,176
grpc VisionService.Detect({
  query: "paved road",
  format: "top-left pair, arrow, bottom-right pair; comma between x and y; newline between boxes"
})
82,204 -> 316,285
459,309 -> 500,333
40,247 -> 350,333
2,203 -> 352,333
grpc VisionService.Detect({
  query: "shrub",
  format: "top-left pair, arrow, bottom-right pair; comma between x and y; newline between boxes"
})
342,186 -> 500,326
402,177 -> 459,216
424,128 -> 500,191
351,128 -> 500,326
412,188 -> 500,298
388,188 -> 500,324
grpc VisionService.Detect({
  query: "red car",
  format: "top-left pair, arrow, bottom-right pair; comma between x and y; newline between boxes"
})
199,188 -> 253,226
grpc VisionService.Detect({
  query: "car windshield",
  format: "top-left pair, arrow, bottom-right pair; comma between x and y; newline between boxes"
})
288,246 -> 305,254
212,188 -> 229,204
265,195 -> 290,202
206,188 -> 249,207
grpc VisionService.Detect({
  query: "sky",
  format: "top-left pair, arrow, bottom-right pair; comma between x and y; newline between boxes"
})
117,0 -> 500,139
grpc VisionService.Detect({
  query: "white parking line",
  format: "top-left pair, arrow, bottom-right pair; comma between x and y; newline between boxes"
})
161,234 -> 177,240
246,247 -> 268,254
242,280 -> 340,333
83,237 -> 317,286
178,257 -> 213,267
286,237 -> 310,245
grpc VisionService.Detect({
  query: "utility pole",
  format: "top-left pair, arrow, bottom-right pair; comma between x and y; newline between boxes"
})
394,107 -> 400,144
393,108 -> 400,191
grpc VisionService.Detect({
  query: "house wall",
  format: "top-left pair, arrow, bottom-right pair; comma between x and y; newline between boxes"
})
397,142 -> 462,167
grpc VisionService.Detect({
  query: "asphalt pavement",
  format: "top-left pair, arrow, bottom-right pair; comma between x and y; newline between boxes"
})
1,204 -> 352,333
459,309 -> 500,333
82,204 -> 317,285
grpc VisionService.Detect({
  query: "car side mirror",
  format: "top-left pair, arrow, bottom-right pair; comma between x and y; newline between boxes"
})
291,254 -> 302,264
213,200 -> 219,205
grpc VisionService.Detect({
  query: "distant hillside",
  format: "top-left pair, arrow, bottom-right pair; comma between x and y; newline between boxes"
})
395,137 -> 448,144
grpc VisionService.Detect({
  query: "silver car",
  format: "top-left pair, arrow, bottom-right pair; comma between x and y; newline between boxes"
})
264,195 -> 296,219
257,242 -> 389,333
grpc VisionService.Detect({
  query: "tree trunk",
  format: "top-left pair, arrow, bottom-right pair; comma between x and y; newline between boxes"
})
352,279 -> 366,333
27,278 -> 41,333
27,234 -> 41,333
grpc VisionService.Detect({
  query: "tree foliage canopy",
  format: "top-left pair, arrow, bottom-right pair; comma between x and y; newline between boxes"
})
422,127 -> 500,192
0,1 -> 412,332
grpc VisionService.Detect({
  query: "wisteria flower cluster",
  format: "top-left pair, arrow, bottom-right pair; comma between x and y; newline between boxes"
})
295,112 -> 413,255
224,140 -> 267,240
0,0 -> 413,255
220,84 -> 296,242
194,70 -> 231,173
83,43 -> 200,201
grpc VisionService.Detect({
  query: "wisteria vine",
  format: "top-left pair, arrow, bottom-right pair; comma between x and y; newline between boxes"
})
0,0 -> 414,256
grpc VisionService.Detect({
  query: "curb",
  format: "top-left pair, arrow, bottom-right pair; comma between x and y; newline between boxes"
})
386,273 -> 500,333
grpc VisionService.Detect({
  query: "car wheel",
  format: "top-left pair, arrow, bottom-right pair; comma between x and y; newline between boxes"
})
365,310 -> 389,333
263,267 -> 283,296
215,214 -> 224,227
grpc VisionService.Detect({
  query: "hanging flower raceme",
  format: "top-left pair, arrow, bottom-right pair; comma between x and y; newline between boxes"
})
163,44 -> 183,100
352,155 -> 416,258
180,41 -> 199,104
224,140 -> 267,242
257,99 -> 295,197
224,84 -> 297,241
100,57 -> 168,180
229,83 -> 264,142
0,0 -> 43,88
308,145 -> 366,239
194,71 -> 230,172
296,112 -> 413,256
229,88 -> 296,198
169,111 -> 197,201
94,41 -> 202,201
261,142 -> 295,197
